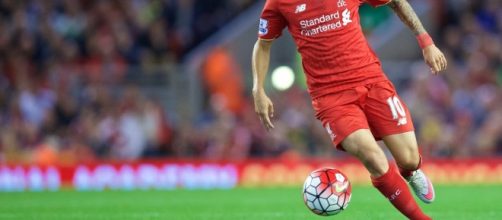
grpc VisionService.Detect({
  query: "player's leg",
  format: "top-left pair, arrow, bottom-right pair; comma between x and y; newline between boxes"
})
315,88 -> 430,219
313,88 -> 389,177
341,129 -> 388,177
383,131 -> 436,204
362,81 -> 432,219
316,102 -> 430,218
382,131 -> 420,173
365,81 -> 435,204
341,129 -> 431,220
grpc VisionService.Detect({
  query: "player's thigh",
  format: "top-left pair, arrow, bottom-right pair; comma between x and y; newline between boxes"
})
342,129 -> 385,160
341,129 -> 389,176
382,131 -> 420,170
318,104 -> 370,151
314,90 -> 370,151
365,81 -> 415,140
365,81 -> 419,169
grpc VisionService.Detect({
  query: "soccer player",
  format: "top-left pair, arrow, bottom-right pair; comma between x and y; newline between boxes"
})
252,0 -> 447,219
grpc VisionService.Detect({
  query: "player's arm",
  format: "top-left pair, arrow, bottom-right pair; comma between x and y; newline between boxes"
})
253,0 -> 285,131
388,0 -> 447,74
252,39 -> 275,131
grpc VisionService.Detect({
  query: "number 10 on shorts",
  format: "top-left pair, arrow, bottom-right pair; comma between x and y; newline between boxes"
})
386,96 -> 408,126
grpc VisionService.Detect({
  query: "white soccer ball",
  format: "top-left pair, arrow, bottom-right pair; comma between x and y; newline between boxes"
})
302,168 -> 352,216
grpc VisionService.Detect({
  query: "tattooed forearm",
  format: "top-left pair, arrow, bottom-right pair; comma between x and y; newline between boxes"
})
389,0 -> 427,35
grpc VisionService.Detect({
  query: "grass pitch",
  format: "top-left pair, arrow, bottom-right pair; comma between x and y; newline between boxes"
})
0,185 -> 501,220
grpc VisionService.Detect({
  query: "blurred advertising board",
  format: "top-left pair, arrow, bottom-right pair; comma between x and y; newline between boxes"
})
1,159 -> 502,191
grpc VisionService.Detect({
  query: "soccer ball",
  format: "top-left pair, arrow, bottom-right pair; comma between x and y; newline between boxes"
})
302,168 -> 352,216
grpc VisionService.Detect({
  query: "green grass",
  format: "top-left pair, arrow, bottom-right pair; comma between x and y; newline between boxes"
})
0,185 -> 501,219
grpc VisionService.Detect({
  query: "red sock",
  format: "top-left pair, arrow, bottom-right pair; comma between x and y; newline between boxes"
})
371,164 -> 431,220
399,155 -> 422,178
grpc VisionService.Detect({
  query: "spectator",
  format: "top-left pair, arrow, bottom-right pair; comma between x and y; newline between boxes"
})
1,0 -> 501,163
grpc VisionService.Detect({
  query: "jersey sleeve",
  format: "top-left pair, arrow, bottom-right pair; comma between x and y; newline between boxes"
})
258,0 -> 286,40
360,0 -> 392,7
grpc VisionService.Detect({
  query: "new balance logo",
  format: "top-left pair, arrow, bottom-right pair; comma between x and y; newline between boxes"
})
398,117 -> 407,126
295,4 -> 306,13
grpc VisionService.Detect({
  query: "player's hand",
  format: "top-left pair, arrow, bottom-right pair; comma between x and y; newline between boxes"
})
253,90 -> 275,131
422,45 -> 447,75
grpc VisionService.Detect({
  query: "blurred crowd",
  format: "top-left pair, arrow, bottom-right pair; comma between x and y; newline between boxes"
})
0,0 -> 501,164
0,0 -> 255,164
405,0 -> 502,157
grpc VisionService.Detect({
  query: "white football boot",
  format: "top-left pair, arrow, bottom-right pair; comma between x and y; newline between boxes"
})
406,169 -> 435,204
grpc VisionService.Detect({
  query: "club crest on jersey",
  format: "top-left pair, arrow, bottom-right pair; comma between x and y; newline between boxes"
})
295,3 -> 306,13
342,9 -> 352,26
259,18 -> 268,35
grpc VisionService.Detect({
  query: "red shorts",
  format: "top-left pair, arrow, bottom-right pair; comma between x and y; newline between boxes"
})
312,81 -> 414,150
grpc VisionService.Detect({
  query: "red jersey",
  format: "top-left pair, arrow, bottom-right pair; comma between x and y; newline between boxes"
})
259,0 -> 391,99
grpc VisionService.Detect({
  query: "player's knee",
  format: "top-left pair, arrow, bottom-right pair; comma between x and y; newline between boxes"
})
342,130 -> 389,176
384,132 -> 421,170
360,149 -> 388,176
396,150 -> 420,170
346,143 -> 388,176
